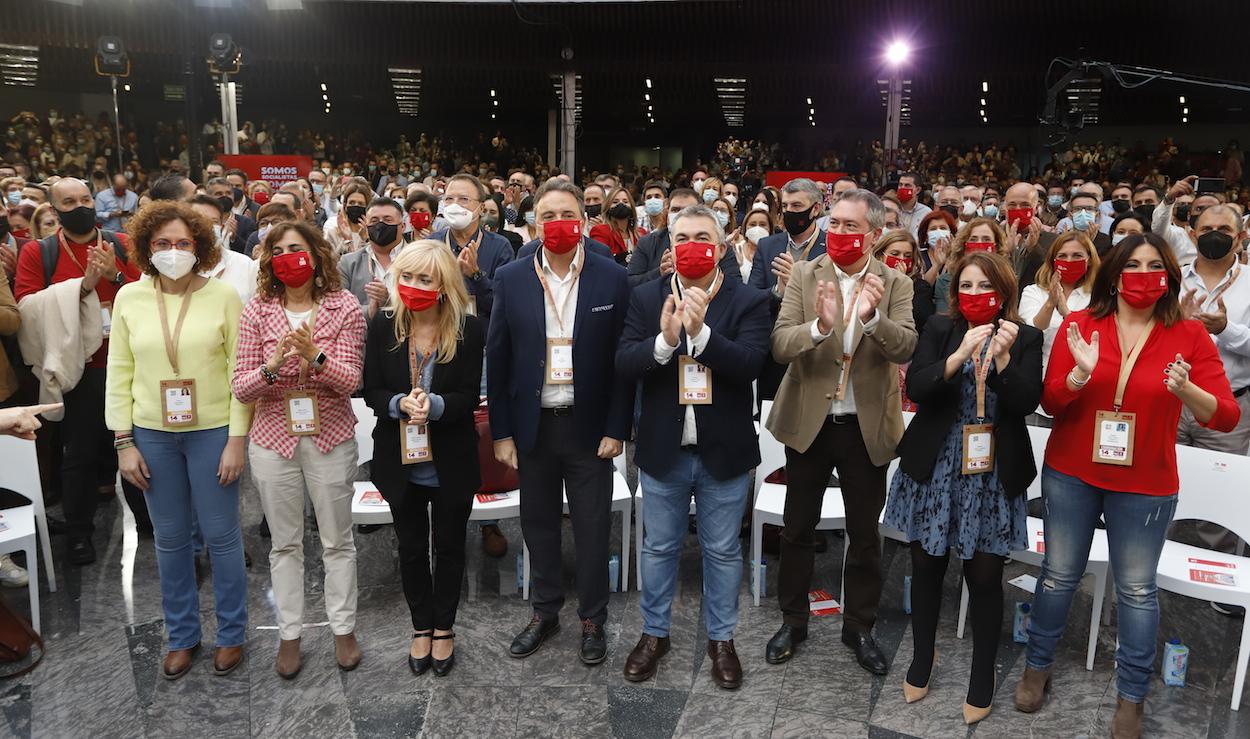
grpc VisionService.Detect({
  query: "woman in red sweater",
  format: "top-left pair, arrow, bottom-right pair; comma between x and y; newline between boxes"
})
1014,232 -> 1239,738
589,187 -> 643,267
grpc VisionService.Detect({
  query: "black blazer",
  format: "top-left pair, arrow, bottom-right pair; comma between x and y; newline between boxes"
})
616,274 -> 772,480
896,313 -> 1043,498
231,213 -> 256,254
363,311 -> 485,498
911,276 -> 937,334
627,228 -> 670,287
486,247 -> 633,454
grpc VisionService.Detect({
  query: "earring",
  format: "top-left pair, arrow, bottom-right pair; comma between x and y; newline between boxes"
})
315,275 -> 325,288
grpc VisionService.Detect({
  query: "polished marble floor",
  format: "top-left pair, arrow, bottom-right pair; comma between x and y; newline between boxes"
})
5,468 -> 1249,739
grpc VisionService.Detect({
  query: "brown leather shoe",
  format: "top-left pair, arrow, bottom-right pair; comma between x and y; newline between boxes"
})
212,645 -> 244,676
335,632 -> 363,671
623,634 -> 670,682
481,524 -> 507,558
1110,696 -> 1143,739
161,643 -> 200,680
707,639 -> 742,690
275,638 -> 301,679
1013,665 -> 1052,713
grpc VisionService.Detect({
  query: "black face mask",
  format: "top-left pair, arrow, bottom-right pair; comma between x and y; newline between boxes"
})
1111,199 -> 1131,214
1197,230 -> 1235,261
58,205 -> 96,235
232,186 -> 245,205
782,207 -> 816,236
939,204 -> 960,219
607,203 -> 632,220
481,214 -> 500,231
216,195 -> 233,214
345,205 -> 367,224
585,204 -> 603,218
1174,203 -> 1191,223
1134,203 -> 1156,222
367,222 -> 399,246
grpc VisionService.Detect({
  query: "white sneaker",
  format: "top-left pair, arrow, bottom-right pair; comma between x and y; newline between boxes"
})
0,555 -> 28,588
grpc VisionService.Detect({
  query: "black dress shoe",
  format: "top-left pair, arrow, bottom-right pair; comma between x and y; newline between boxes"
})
765,624 -> 808,664
409,631 -> 433,675
69,537 -> 96,566
431,632 -> 455,677
356,524 -> 382,534
580,619 -> 606,666
509,615 -> 559,658
842,631 -> 889,675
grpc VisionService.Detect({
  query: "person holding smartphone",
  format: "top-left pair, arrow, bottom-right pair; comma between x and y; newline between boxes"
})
94,173 -> 138,232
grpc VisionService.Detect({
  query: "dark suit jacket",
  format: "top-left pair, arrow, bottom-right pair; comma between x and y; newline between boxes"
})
363,311 -> 485,498
627,228 -> 671,287
748,230 -> 826,298
617,273 -> 771,480
911,276 -> 937,334
431,227 -> 515,324
486,248 -> 633,454
896,314 -> 1043,498
518,236 -> 613,261
231,213 -> 256,254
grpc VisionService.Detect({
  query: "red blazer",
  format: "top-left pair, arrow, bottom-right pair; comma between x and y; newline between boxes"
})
1042,310 -> 1240,495
589,223 -> 641,256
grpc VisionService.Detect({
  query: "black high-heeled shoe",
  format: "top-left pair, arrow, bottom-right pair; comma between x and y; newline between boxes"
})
431,632 -> 455,677
409,630 -> 433,676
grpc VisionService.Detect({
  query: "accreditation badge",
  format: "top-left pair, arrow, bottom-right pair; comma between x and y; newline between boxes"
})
1092,410 -> 1135,466
678,355 -> 712,405
546,338 -> 574,385
160,379 -> 197,427
961,423 -> 995,475
400,422 -> 433,465
284,390 -> 320,436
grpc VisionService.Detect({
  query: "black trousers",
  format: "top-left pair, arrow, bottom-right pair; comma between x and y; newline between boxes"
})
61,367 -> 149,538
383,482 -> 473,631
778,415 -> 887,633
518,411 -> 613,626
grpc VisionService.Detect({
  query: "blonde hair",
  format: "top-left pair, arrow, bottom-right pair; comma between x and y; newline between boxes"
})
387,240 -> 467,363
31,202 -> 59,239
1033,230 -> 1100,290
949,217 -> 1009,262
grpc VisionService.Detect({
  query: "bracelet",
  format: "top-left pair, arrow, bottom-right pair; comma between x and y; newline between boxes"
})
114,438 -> 135,451
260,365 -> 278,385
1068,369 -> 1090,388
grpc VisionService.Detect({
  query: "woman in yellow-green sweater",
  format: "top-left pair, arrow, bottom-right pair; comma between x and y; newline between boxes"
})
105,201 -> 253,681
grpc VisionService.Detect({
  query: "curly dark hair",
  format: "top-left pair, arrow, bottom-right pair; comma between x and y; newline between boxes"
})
125,200 -> 220,277
255,220 -> 342,301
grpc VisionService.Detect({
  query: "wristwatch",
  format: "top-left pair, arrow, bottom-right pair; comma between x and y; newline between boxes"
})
112,270 -> 125,285
470,269 -> 485,281
310,351 -> 328,370
260,365 -> 278,385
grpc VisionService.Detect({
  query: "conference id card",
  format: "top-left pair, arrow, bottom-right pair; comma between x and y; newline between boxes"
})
546,338 -> 573,385
283,390 -> 320,436
961,423 -> 994,475
100,300 -> 112,339
400,422 -> 433,465
678,355 -> 712,405
1092,410 -> 1135,466
834,353 -> 853,401
160,379 -> 197,427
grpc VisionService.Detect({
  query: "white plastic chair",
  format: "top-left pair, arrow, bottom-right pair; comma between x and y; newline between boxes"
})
349,398 -> 387,524
0,436 -> 51,631
953,424 -> 1111,671
1159,444 -> 1250,710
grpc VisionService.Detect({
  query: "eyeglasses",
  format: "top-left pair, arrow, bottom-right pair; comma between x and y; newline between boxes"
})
152,239 -> 195,251
443,195 -> 480,207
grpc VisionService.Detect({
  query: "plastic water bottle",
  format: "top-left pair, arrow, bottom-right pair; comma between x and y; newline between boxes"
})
1013,602 -> 1031,644
608,554 -> 620,593
1163,638 -> 1189,687
903,575 -> 912,615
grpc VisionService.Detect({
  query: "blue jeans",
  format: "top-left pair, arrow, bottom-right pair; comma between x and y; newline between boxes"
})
135,426 -> 248,650
1026,465 -> 1177,703
640,450 -> 749,641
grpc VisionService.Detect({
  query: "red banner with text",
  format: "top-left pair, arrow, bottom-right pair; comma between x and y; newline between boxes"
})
219,155 -> 312,188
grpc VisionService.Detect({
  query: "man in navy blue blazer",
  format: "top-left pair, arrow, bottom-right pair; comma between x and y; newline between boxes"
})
748,178 -> 829,302
487,180 -> 632,667
429,174 -> 514,326
616,204 -> 770,690
627,189 -> 700,287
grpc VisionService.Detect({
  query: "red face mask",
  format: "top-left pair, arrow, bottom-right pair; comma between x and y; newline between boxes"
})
1007,207 -> 1033,233
398,284 -> 440,312
409,210 -> 431,231
1119,270 -> 1168,309
271,251 -> 315,288
897,186 -> 915,203
883,254 -> 913,273
542,219 -> 582,254
674,241 -> 717,280
958,291 -> 1002,325
826,231 -> 866,267
965,241 -> 996,255
252,191 -> 270,205
1054,258 -> 1088,284
10,228 -> 30,239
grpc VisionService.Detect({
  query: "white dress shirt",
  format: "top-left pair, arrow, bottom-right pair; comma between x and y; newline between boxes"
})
539,247 -> 583,408
1151,200 -> 1198,266
202,247 -> 260,303
653,271 -> 721,444
899,202 -> 932,239
1018,283 -> 1091,372
1182,261 -> 1250,391
811,259 -> 879,416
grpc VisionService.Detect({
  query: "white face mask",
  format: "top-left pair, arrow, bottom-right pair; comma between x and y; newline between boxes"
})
928,228 -> 951,243
745,226 -> 770,244
692,179 -> 706,194
713,211 -> 730,228
961,199 -> 978,216
1111,232 -> 1127,246
442,203 -> 475,230
151,249 -> 197,280
724,194 -> 738,207
703,189 -> 720,204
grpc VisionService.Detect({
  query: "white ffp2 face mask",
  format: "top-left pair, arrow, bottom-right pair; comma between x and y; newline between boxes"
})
443,203 -> 474,230
745,226 -> 770,244
151,249 -> 197,280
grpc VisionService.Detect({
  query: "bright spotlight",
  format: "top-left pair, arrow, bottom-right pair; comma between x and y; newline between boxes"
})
886,41 -> 910,65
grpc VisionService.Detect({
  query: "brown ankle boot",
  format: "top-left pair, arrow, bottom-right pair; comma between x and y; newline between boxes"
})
275,638 -> 301,679
1110,696 -> 1143,739
335,632 -> 363,671
1014,665 -> 1052,713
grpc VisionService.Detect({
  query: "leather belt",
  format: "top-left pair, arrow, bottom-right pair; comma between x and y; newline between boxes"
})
826,413 -> 858,425
541,406 -> 574,417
